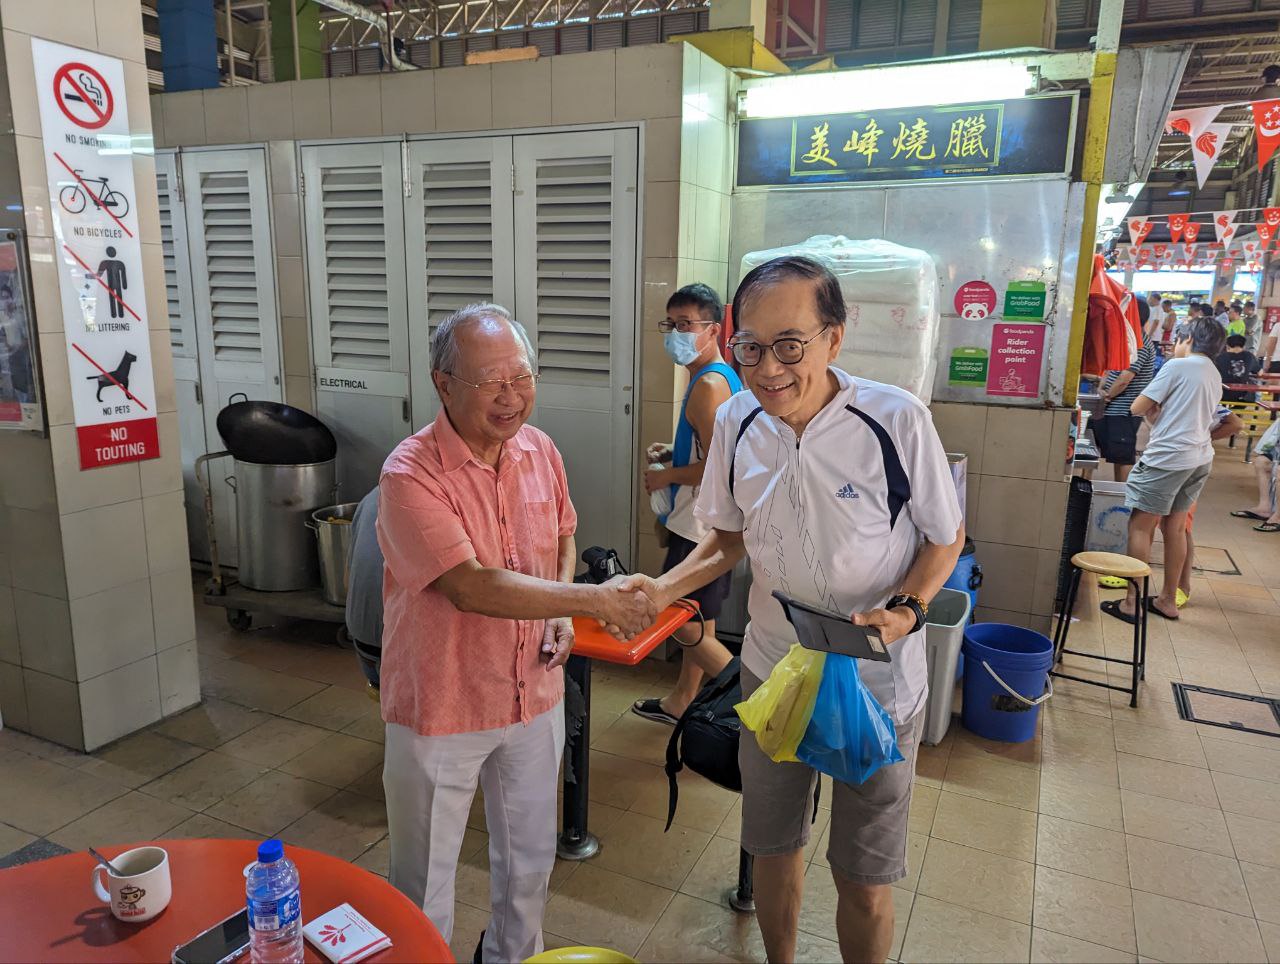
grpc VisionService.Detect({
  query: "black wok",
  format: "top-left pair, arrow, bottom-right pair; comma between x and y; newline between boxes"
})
215,393 -> 337,465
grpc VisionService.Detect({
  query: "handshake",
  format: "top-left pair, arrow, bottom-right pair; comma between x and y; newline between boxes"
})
587,574 -> 667,640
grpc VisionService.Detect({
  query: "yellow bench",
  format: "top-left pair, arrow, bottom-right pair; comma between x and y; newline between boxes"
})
1223,400 -> 1272,462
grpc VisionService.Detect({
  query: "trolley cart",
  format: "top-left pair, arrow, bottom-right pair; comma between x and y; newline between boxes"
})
196,451 -> 345,637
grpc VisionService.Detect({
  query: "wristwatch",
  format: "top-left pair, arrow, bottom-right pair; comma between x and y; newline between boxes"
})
886,592 -> 928,634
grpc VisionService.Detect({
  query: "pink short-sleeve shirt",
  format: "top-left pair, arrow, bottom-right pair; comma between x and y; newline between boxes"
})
377,412 -> 577,737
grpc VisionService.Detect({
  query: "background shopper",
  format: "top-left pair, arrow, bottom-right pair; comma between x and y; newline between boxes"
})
634,283 -> 741,725
1105,317 -> 1225,625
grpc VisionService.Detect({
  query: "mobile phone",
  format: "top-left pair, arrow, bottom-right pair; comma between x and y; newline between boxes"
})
171,908 -> 251,964
772,590 -> 892,662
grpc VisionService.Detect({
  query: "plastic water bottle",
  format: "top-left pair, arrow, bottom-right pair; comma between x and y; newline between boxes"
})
246,839 -> 303,963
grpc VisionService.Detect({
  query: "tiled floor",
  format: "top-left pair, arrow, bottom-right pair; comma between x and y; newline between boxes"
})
3,443 -> 1280,963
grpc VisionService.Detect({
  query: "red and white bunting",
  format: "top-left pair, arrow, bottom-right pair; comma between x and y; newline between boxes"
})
1253,99 -> 1280,171
1264,207 -> 1280,230
1166,105 -> 1222,139
1193,124 -> 1232,188
1183,221 -> 1202,243
1213,209 -> 1239,244
1127,217 -> 1153,245
1167,212 -> 1190,243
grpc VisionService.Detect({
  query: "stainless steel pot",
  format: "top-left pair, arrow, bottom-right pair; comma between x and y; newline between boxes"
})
309,502 -> 358,607
229,459 -> 337,592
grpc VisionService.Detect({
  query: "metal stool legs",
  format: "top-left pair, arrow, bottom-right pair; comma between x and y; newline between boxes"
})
1051,566 -> 1147,707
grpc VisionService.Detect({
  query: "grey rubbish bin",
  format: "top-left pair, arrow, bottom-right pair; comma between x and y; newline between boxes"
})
923,588 -> 972,746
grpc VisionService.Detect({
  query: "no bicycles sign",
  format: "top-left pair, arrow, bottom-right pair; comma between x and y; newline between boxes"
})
33,38 -> 158,469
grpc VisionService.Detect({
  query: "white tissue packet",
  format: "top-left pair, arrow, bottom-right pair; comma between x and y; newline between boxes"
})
302,903 -> 392,964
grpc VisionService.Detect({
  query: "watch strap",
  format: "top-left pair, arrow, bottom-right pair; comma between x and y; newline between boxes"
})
887,593 -> 926,634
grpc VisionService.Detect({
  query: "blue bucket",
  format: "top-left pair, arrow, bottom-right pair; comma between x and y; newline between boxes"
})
961,623 -> 1054,743
945,540 -> 982,680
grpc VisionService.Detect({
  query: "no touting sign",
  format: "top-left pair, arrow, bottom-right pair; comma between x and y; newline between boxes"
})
34,38 -> 158,469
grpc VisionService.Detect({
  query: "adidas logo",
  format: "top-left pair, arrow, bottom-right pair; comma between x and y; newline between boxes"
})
836,483 -> 859,500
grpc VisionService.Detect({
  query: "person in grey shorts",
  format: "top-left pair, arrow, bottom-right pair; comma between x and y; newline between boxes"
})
1104,316 -> 1225,625
616,256 -> 964,963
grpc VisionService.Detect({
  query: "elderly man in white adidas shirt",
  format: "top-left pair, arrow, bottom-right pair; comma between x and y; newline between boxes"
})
620,256 -> 964,963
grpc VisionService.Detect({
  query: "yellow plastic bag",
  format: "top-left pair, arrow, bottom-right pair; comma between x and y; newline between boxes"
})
735,643 -> 826,763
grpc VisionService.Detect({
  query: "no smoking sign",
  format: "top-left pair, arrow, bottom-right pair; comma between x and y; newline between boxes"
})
54,61 -> 114,129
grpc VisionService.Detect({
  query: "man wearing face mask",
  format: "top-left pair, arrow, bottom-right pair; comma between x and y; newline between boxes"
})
633,284 -> 744,725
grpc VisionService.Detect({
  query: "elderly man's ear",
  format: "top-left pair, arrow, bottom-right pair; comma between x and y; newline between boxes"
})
432,370 -> 452,402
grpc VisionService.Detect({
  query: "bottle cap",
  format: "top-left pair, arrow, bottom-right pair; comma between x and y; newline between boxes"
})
257,839 -> 284,863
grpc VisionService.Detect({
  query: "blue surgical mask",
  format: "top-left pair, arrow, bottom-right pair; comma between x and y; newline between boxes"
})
664,330 -> 702,365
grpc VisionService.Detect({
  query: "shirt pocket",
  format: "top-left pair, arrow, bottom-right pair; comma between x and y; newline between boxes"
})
523,499 -> 560,571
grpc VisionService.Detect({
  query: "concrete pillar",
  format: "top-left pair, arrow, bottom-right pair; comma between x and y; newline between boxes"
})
270,0 -> 326,82
1211,259 -> 1238,306
157,0 -> 220,91
978,0 -> 1056,51
709,0 -> 769,45
0,4 -> 198,749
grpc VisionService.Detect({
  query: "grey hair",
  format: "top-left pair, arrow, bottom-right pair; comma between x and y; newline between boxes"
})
430,303 -> 535,375
1187,316 -> 1227,358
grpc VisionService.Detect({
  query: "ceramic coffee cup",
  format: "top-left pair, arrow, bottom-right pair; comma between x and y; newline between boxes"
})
91,846 -> 172,923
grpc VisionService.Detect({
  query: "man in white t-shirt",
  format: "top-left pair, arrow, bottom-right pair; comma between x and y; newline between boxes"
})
1104,317 -> 1225,624
617,256 -> 964,963
1147,291 -> 1164,334
1264,319 -> 1280,375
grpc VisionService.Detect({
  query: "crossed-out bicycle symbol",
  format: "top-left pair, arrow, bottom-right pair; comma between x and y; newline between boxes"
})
59,170 -> 130,218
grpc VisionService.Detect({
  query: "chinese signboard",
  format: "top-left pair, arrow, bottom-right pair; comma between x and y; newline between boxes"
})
986,324 -> 1046,398
33,39 -> 160,470
737,94 -> 1077,188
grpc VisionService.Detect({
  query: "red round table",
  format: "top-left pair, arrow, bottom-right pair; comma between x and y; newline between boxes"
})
0,839 -> 453,963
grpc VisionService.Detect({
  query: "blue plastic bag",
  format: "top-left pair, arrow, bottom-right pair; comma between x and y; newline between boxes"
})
796,653 -> 903,784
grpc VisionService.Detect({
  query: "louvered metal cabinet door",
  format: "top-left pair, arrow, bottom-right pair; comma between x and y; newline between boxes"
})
513,129 -> 639,565
181,147 -> 284,569
405,136 -> 515,429
301,142 -> 410,503
157,150 -> 211,562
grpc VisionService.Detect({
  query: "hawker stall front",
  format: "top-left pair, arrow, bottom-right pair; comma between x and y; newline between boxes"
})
716,45 -> 1188,638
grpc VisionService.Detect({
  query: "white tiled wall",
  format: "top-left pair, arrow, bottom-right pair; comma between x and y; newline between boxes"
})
676,47 -> 734,303
930,400 -> 1073,636
0,1 -> 199,749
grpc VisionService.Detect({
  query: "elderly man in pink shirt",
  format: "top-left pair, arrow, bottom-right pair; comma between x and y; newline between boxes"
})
377,303 -> 655,963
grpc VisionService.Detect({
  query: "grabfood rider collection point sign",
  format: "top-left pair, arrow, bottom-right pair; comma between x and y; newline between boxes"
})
33,39 -> 159,470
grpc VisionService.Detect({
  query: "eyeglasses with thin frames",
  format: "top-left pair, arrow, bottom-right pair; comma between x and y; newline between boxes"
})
729,326 -> 830,367
446,371 -> 540,397
658,319 -> 717,333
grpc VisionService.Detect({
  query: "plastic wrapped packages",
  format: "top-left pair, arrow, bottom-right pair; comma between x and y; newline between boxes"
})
735,643 -> 825,763
739,236 -> 941,402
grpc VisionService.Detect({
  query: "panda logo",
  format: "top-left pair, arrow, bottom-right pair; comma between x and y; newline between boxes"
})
960,301 -> 990,320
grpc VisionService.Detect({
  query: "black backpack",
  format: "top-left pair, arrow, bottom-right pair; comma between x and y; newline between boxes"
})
664,656 -> 742,831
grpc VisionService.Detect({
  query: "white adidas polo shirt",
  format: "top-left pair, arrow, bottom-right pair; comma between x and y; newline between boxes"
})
696,367 -> 963,724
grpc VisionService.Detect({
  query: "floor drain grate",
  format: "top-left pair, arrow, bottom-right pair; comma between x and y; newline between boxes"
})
1173,683 -> 1280,738
1150,545 -> 1241,576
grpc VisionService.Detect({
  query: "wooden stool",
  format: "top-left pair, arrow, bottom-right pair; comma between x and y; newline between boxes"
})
1052,551 -> 1150,707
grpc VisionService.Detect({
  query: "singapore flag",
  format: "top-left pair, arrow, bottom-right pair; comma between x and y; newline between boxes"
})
1252,99 -> 1280,170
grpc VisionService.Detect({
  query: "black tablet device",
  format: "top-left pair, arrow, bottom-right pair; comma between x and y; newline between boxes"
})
772,590 -> 892,662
